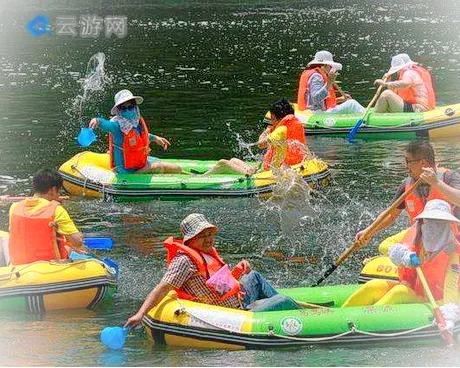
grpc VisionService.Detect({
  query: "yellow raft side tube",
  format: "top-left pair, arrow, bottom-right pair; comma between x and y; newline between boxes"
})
145,292 -> 254,350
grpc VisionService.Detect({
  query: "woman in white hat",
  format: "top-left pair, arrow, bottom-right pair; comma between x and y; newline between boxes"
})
342,199 -> 460,334
89,89 -> 183,174
373,53 -> 436,113
297,50 -> 365,114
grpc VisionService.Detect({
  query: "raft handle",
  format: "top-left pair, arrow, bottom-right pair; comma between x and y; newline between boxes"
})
174,307 -> 186,316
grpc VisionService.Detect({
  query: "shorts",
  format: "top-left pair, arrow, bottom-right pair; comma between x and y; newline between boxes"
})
117,156 -> 161,174
403,101 -> 414,113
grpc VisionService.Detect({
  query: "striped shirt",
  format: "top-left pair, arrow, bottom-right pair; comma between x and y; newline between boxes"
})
162,254 -> 241,309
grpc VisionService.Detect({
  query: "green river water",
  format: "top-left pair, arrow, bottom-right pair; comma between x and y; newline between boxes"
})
0,0 -> 460,366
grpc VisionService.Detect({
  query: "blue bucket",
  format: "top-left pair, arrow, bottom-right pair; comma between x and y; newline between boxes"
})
100,326 -> 130,350
77,127 -> 97,147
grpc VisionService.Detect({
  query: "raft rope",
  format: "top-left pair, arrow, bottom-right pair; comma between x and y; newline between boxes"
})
174,301 -> 440,342
305,106 -> 460,131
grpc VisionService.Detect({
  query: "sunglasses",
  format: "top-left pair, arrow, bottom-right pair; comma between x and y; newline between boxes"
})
118,103 -> 136,111
405,158 -> 422,164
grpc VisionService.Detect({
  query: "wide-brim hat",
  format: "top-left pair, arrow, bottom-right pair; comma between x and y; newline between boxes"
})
111,89 -> 144,115
307,50 -> 343,71
414,199 -> 460,223
181,213 -> 218,243
386,53 -> 418,76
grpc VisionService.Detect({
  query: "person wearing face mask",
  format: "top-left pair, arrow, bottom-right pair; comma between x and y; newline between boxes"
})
297,50 -> 365,114
342,199 -> 460,334
89,89 -> 183,174
355,141 -> 460,255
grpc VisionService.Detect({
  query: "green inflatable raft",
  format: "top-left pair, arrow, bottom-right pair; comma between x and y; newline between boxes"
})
59,152 -> 331,201
263,103 -> 460,139
142,284 -> 458,349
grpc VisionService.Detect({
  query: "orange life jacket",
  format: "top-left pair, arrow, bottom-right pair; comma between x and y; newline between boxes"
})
163,236 -> 240,301
108,116 -> 150,170
404,168 -> 450,224
396,65 -> 436,110
398,222 -> 460,300
8,200 -> 67,265
263,114 -> 306,171
297,67 -> 337,111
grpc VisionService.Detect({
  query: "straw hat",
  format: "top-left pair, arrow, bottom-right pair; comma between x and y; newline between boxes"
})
111,89 -> 144,114
386,53 -> 418,76
180,213 -> 218,242
414,199 -> 460,223
307,51 -> 343,71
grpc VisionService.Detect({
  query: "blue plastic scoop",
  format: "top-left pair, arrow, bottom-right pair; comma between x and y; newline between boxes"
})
77,127 -> 97,147
100,326 -> 131,350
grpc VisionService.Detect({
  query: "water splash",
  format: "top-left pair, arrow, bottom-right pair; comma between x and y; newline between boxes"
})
76,52 -> 112,122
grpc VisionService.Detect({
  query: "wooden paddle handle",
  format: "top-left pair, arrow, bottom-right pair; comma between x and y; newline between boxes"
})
332,81 -> 348,99
361,75 -> 390,121
335,178 -> 423,267
415,267 -> 456,346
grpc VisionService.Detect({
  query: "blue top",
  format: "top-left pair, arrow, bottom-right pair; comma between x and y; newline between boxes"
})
306,72 -> 329,111
97,117 -> 155,173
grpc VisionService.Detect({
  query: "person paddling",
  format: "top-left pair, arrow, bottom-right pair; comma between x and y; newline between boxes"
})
342,199 -> 460,336
89,89 -> 184,174
373,53 -> 436,113
297,50 -> 364,114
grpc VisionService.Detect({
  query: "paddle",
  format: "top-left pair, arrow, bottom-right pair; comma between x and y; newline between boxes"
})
347,75 -> 389,142
77,127 -> 97,147
415,267 -> 456,346
311,177 -> 423,287
84,237 -> 114,250
100,326 -> 131,350
333,81 -> 349,100
70,250 -> 119,278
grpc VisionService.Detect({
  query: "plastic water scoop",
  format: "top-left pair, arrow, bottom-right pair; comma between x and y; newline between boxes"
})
100,326 -> 131,350
84,237 -> 114,250
77,127 -> 97,147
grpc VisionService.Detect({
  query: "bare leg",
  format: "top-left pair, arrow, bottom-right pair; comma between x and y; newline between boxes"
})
374,89 -> 404,113
202,158 -> 255,176
136,162 -> 183,174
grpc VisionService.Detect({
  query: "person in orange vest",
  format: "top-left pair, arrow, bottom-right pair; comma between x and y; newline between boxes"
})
297,50 -> 364,113
355,141 -> 460,253
201,99 -> 309,176
342,199 -> 459,334
374,53 -> 436,113
8,169 -> 85,265
125,213 -> 301,327
89,89 -> 184,174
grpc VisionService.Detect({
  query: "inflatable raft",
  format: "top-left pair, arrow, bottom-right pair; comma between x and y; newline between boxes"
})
141,283 -> 458,350
0,232 -> 117,314
58,152 -> 331,200
263,103 -> 460,139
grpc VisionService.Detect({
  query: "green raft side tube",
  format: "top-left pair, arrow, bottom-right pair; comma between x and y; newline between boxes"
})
112,159 -> 258,191
305,110 -> 424,130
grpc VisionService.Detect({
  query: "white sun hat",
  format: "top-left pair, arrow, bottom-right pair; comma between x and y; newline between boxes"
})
307,50 -> 343,71
180,213 -> 218,243
414,199 -> 460,223
111,89 -> 144,114
386,53 -> 418,76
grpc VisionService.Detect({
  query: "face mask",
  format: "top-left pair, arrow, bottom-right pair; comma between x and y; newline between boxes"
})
421,219 -> 454,254
119,106 -> 138,120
